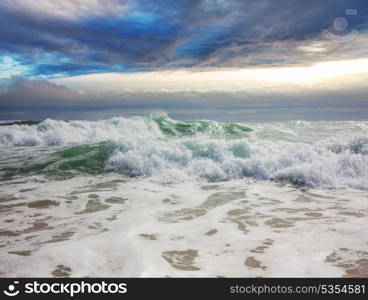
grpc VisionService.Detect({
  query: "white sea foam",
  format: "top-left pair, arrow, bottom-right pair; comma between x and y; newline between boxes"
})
1,176 -> 367,277
1,117 -> 368,189
0,117 -> 164,147
1,118 -> 368,278
105,134 -> 368,188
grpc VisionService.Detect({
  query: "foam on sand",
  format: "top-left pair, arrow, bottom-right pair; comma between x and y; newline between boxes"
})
0,175 -> 367,277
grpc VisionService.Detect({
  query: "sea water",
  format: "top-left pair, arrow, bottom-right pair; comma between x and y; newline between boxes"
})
0,115 -> 367,277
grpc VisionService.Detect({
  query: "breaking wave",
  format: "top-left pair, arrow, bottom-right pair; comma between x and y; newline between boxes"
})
0,116 -> 368,189
0,115 -> 251,147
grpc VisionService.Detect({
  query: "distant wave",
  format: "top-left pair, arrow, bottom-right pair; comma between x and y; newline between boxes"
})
0,116 -> 368,189
0,115 -> 251,147
0,120 -> 40,126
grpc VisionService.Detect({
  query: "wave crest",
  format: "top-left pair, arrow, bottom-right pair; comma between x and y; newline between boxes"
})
0,116 -> 252,147
1,117 -> 368,189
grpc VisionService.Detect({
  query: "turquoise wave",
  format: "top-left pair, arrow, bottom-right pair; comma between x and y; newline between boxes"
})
153,116 -> 252,138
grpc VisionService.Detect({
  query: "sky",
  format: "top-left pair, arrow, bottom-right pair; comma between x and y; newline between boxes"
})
0,0 -> 368,121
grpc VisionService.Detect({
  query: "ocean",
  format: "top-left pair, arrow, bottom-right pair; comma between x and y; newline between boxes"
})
0,115 -> 367,277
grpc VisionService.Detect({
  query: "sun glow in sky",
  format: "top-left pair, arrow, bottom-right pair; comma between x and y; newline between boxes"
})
251,59 -> 368,85
1,0 -> 368,121
52,58 -> 368,93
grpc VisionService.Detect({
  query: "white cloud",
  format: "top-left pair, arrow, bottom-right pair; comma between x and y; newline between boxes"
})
2,0 -> 130,20
0,56 -> 30,79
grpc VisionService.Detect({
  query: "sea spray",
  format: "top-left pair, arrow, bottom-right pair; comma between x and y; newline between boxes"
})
0,116 -> 367,189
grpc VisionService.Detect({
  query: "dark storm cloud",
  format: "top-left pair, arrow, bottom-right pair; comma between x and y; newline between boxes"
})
0,0 -> 368,77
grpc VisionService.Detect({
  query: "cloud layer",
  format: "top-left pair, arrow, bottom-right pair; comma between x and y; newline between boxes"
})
0,1 -> 368,121
0,0 -> 368,77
